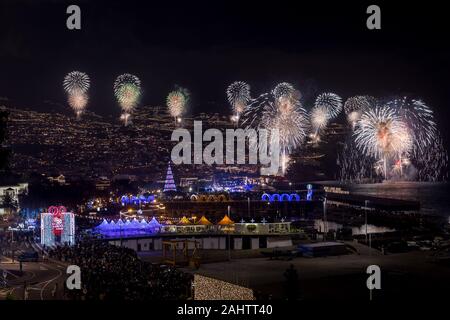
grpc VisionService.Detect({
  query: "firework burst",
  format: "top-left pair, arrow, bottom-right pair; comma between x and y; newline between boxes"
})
167,88 -> 189,123
63,71 -> 90,95
333,94 -> 447,182
114,74 -> 141,125
310,105 -> 330,136
227,81 -> 250,118
241,84 -> 309,175
63,71 -> 90,118
353,105 -> 414,179
354,106 -> 412,158
273,82 -> 295,100
308,92 -> 343,140
261,101 -> 309,153
314,92 -> 343,119
387,97 -> 437,154
344,95 -> 375,127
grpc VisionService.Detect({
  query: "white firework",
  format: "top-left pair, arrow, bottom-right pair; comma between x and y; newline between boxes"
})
354,105 -> 413,179
262,102 -> 309,153
344,95 -> 375,127
63,71 -> 90,95
340,97 -> 447,182
314,92 -> 343,119
387,97 -> 437,154
166,90 -> 187,120
68,92 -> 88,118
310,105 -> 330,135
226,81 -> 251,116
63,71 -> 90,118
240,87 -> 309,175
273,82 -> 295,100
354,106 -> 412,159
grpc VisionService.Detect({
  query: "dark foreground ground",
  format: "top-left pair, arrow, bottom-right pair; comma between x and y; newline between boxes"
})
2,241 -> 450,301
177,242 -> 450,301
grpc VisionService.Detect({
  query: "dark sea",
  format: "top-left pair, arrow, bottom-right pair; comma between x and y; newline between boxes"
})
320,181 -> 450,219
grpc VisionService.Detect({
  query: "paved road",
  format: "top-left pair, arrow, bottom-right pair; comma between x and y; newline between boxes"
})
0,244 -> 68,300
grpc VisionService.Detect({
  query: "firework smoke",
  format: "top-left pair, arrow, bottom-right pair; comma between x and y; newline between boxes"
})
338,139 -> 375,182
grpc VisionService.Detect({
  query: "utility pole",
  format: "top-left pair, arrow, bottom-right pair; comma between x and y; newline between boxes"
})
323,197 -> 327,241
227,205 -> 231,261
365,200 -> 369,244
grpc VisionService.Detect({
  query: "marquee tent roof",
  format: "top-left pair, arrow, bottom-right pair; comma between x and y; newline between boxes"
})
197,215 -> 213,225
178,216 -> 191,225
217,215 -> 234,225
148,217 -> 162,227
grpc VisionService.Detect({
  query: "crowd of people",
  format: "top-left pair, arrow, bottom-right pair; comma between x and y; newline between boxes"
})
48,240 -> 192,300
0,230 -> 33,257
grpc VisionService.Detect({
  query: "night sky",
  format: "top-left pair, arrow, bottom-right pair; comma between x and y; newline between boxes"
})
1,1 -> 449,141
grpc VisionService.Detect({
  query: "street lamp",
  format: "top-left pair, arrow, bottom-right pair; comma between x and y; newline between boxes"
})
364,200 -> 369,244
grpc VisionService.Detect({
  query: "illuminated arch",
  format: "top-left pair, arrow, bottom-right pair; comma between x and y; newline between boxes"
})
261,193 -> 271,202
271,194 -> 280,202
217,194 -> 227,202
290,193 -> 300,201
190,194 -> 199,201
281,194 -> 291,202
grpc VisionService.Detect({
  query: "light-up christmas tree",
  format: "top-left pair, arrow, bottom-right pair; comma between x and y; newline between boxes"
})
163,162 -> 177,192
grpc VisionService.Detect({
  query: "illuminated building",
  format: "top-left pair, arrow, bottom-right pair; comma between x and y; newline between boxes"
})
40,206 -> 76,246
